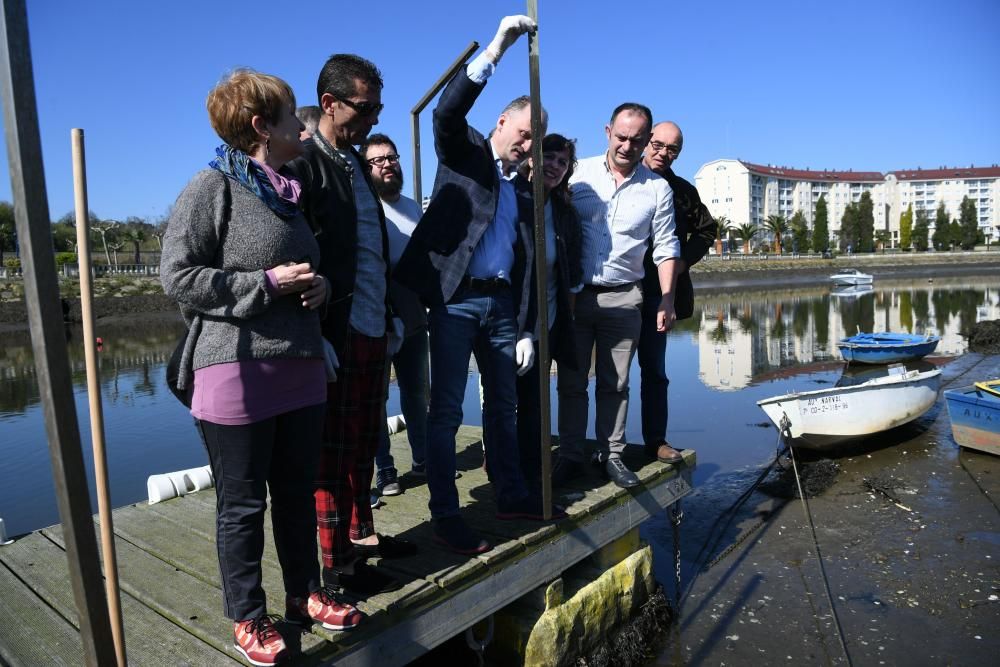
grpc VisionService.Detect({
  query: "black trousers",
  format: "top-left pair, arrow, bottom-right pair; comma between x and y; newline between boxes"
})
196,403 -> 324,621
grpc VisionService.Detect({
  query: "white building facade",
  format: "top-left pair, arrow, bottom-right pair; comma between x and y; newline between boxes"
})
694,160 -> 1000,248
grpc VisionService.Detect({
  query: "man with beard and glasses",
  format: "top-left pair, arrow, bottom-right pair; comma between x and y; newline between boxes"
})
361,133 -> 430,499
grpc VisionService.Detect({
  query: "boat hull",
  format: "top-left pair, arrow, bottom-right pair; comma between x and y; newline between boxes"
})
757,369 -> 941,450
837,334 -> 940,364
944,385 -> 1000,456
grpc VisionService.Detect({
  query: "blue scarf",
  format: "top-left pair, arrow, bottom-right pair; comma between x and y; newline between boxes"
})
209,145 -> 300,220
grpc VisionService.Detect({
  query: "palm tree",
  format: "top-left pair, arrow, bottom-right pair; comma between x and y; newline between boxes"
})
123,227 -> 147,265
714,215 -> 734,256
762,215 -> 789,255
735,223 -> 757,255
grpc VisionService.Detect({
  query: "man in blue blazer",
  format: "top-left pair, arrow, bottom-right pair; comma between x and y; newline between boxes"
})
395,15 -> 565,554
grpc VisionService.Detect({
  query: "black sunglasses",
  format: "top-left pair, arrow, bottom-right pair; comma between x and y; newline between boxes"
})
336,96 -> 384,117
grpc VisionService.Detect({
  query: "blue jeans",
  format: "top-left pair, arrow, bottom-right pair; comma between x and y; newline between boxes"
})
375,329 -> 429,484
637,287 -> 669,446
426,286 -> 528,519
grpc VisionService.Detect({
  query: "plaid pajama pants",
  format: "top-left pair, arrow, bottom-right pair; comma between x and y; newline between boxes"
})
315,328 -> 388,569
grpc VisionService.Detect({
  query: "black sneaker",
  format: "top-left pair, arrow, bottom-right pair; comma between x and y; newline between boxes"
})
378,468 -> 402,496
604,457 -> 640,488
324,562 -> 401,596
432,515 -> 492,555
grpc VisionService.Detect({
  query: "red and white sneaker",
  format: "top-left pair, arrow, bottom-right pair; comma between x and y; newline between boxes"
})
285,586 -> 364,631
233,615 -> 287,666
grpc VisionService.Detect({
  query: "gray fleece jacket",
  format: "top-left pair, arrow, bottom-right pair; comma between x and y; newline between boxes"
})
160,169 -> 323,388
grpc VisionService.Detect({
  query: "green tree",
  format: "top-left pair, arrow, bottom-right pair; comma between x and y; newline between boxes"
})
0,201 -> 14,264
789,210 -> 810,254
123,227 -> 147,265
762,215 -> 789,255
949,220 -> 962,248
735,223 -> 757,254
958,196 -> 979,250
840,202 -> 860,252
913,209 -> 930,251
899,203 -> 913,250
858,191 -> 875,252
812,195 -> 829,252
932,203 -> 950,250
875,229 -> 891,251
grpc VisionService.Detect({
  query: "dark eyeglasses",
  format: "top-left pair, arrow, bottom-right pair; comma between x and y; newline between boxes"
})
335,96 -> 384,117
649,141 -> 681,157
367,154 -> 400,166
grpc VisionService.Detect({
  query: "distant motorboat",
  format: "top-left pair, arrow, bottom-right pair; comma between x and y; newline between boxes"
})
944,380 -> 1000,456
837,331 -> 940,364
830,268 -> 873,286
830,284 -> 874,299
757,365 -> 941,450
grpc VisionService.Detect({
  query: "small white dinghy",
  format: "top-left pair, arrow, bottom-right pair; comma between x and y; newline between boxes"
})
757,365 -> 941,450
829,268 -> 873,286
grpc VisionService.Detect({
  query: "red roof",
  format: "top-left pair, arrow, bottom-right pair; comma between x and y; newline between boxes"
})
739,161 -> 884,183
889,166 -> 1000,181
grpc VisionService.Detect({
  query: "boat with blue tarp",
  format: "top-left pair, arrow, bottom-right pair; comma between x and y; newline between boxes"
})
837,331 -> 940,364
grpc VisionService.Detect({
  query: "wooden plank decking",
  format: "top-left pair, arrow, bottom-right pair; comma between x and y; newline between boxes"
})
0,427 -> 694,666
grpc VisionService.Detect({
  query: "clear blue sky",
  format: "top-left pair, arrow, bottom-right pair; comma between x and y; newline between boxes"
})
2,0 -> 998,222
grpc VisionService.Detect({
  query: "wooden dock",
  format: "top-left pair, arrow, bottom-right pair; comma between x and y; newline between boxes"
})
0,427 -> 694,666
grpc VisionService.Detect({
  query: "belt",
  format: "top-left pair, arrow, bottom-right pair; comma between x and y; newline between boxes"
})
461,275 -> 511,294
582,281 -> 637,294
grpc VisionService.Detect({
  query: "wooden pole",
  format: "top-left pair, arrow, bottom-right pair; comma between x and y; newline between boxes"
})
409,40 -> 479,205
72,128 -> 127,667
0,1 -> 116,664
527,0 -> 552,519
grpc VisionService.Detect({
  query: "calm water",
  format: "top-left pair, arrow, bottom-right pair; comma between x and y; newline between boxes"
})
0,276 -> 996,542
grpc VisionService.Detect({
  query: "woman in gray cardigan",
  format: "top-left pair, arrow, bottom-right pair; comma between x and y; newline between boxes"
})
160,69 -> 360,666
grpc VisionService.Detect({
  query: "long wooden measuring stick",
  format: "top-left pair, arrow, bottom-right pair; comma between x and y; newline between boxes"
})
0,1 -> 116,664
72,128 -> 127,667
527,0 -> 552,518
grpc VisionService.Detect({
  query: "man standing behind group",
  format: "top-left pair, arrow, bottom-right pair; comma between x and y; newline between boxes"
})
362,133 -> 429,498
287,54 -> 413,599
395,15 -> 564,555
638,121 -> 716,464
554,103 -> 679,489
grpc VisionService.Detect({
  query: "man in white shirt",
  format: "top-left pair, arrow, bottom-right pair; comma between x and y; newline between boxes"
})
555,103 -> 680,488
362,134 -> 429,499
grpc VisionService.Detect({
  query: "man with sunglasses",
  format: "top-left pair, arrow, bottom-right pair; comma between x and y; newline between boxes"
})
287,54 -> 415,600
395,15 -> 566,555
638,122 -> 717,465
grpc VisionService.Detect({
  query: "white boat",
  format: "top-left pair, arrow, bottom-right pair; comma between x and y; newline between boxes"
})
756,365 -> 941,450
830,268 -> 873,286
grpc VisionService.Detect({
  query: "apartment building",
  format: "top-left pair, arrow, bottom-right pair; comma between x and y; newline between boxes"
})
694,159 -> 1000,248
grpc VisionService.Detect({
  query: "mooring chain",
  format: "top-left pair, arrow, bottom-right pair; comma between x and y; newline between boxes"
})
669,502 -> 683,605
704,513 -> 770,571
464,615 -> 493,667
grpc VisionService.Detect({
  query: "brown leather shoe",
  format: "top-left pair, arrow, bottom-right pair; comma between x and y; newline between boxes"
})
647,441 -> 683,464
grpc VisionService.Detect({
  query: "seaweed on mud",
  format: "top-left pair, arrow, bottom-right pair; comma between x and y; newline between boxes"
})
576,588 -> 672,667
967,319 -> 1000,354
758,458 -> 841,499
861,472 -> 908,505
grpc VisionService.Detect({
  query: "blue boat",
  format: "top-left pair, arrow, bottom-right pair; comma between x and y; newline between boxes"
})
944,381 -> 1000,456
837,331 -> 940,364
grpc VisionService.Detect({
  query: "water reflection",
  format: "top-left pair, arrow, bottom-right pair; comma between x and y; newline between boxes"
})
695,279 -> 997,391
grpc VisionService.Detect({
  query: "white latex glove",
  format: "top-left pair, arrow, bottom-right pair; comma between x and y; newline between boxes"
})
515,335 -> 535,376
487,15 -> 537,62
387,317 -> 405,358
322,338 -> 339,383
